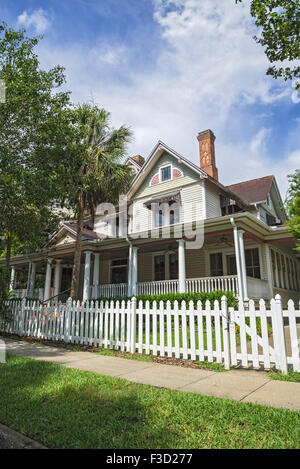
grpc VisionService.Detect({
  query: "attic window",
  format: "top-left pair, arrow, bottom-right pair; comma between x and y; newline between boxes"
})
161,166 -> 171,182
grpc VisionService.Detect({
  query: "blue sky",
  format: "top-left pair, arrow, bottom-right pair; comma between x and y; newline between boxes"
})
1,0 -> 299,196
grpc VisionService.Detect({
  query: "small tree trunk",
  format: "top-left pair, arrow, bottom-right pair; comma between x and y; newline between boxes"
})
70,194 -> 85,300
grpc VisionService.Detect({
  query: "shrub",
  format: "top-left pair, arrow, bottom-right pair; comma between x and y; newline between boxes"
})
92,290 -> 238,308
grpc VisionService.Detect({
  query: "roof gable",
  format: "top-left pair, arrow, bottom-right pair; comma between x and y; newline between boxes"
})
128,141 -> 207,199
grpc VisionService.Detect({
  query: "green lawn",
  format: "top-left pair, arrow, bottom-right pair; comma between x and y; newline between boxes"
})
0,354 -> 299,449
269,370 -> 300,383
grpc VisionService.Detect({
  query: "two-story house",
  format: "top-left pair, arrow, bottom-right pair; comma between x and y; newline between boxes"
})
6,129 -> 300,305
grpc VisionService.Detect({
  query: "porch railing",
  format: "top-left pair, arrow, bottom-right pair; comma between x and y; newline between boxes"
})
137,280 -> 179,295
91,275 -> 239,298
186,276 -> 239,295
93,283 -> 128,299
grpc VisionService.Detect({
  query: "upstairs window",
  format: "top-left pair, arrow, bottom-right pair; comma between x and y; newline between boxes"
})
161,165 -> 171,182
154,201 -> 180,228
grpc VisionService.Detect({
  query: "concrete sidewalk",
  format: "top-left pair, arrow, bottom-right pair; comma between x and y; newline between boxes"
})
2,336 -> 300,411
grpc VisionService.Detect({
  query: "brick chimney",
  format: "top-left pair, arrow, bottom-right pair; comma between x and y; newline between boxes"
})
197,129 -> 218,180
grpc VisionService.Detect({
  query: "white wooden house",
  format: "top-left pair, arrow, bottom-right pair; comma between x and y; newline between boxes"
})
6,129 -> 300,305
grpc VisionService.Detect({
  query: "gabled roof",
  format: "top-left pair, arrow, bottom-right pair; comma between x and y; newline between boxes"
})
226,175 -> 274,205
125,156 -> 144,170
127,140 -> 208,198
63,223 -> 109,241
50,223 -> 110,245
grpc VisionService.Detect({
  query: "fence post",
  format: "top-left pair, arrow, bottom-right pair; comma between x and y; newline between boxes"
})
19,298 -> 26,336
273,294 -> 288,374
221,296 -> 231,370
130,297 -> 137,354
64,297 -> 72,343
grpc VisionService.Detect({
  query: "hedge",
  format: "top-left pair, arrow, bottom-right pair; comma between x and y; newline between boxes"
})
92,290 -> 238,308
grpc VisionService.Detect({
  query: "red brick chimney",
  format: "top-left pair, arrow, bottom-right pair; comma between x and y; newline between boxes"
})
197,129 -> 218,180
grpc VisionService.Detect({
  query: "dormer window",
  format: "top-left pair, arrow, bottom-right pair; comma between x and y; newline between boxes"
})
161,165 -> 171,182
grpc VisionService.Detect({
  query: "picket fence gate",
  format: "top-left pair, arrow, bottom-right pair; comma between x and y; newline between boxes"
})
1,295 -> 299,373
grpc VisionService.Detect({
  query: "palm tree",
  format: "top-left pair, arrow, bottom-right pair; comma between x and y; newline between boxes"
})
67,104 -> 133,299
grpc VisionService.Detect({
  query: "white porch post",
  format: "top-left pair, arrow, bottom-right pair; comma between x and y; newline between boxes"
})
231,220 -> 244,300
9,266 -> 15,291
237,230 -> 249,301
128,244 -> 133,296
26,263 -> 32,297
93,253 -> 100,298
44,259 -> 52,301
83,251 -> 92,302
54,259 -> 62,298
177,240 -> 186,293
131,247 -> 139,296
265,244 -> 274,299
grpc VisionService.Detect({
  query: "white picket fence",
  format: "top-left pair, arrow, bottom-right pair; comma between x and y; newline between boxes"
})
0,295 -> 299,373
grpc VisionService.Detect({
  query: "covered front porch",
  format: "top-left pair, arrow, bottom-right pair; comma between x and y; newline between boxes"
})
7,214 -> 300,305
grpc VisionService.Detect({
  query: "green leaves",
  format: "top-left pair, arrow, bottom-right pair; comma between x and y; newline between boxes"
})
0,21 -> 71,267
285,169 -> 300,251
236,0 -> 300,87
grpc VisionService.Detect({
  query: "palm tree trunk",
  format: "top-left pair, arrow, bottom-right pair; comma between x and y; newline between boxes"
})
70,194 -> 85,300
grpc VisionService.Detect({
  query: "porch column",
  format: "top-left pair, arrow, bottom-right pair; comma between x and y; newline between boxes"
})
237,230 -> 249,301
265,244 -> 274,299
54,259 -> 62,298
44,259 -> 52,301
26,263 -> 32,297
93,253 -> 100,298
177,240 -> 186,293
83,251 -> 92,302
131,247 -> 139,297
9,266 -> 15,291
231,220 -> 244,300
128,244 -> 133,296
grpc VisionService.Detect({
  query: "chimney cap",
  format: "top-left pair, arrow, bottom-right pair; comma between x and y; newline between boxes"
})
197,129 -> 216,141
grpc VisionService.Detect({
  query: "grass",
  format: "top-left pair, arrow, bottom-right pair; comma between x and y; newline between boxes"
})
269,370 -> 300,383
0,354 -> 299,449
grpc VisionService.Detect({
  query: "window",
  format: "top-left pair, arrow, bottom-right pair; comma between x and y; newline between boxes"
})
169,253 -> 178,280
154,201 -> 180,228
154,252 -> 178,281
245,248 -> 260,279
210,253 -> 223,277
161,166 -> 171,182
111,259 -> 127,284
227,255 -> 237,275
154,255 -> 165,281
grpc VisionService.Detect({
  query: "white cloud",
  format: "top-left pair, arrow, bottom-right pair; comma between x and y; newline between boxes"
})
287,150 -> 300,167
17,9 -> 52,34
250,128 -> 271,153
35,0 -> 298,196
